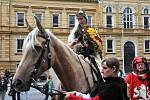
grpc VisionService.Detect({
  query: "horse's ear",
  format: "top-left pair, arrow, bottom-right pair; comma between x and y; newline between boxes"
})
25,19 -> 33,32
34,15 -> 45,34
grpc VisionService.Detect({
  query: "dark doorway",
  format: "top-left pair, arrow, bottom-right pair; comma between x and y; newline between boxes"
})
124,41 -> 135,74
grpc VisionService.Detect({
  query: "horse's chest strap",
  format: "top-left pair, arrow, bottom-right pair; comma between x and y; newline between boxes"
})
77,56 -> 91,92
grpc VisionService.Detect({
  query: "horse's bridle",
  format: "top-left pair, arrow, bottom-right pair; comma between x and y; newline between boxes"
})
32,35 -> 52,76
30,35 -> 66,99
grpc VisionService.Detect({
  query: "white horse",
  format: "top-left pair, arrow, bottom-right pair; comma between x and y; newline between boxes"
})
12,16 -> 103,94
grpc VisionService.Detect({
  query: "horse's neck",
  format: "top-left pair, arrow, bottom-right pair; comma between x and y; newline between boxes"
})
50,36 -> 91,92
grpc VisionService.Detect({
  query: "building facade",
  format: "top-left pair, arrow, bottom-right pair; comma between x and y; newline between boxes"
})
0,0 -> 149,74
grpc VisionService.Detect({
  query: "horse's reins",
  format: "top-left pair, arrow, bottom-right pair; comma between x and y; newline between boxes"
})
30,80 -> 65,100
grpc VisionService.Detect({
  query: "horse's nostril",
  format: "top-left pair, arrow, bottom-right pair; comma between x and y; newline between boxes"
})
14,79 -> 22,86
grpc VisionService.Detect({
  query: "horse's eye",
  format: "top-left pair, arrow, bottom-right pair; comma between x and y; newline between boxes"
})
34,46 -> 42,53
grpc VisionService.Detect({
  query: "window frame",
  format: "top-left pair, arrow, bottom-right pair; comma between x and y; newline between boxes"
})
144,40 -> 150,53
106,38 -> 115,53
143,16 -> 149,29
16,38 -> 24,53
87,15 -> 92,27
143,8 -> 149,14
16,12 -> 25,27
122,8 -> 134,29
106,6 -> 112,13
69,14 -> 75,28
16,63 -> 19,68
52,13 -> 60,27
106,15 -> 112,28
34,13 -> 42,23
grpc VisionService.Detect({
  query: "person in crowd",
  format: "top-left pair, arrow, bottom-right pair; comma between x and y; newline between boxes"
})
67,10 -> 103,60
44,75 -> 55,100
0,71 -> 9,100
64,57 -> 128,100
8,74 -> 20,100
20,91 -> 29,100
125,56 -> 150,100
4,69 -> 11,79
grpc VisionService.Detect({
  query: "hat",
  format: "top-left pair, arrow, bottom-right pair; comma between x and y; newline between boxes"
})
132,56 -> 149,72
76,10 -> 87,22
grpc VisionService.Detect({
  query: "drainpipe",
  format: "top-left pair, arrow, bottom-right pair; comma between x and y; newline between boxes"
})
9,0 -> 11,71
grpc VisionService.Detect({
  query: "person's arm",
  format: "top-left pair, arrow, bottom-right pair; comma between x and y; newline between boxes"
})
67,31 -> 77,48
67,94 -> 100,100
64,92 -> 101,100
124,73 -> 131,99
67,38 -> 79,48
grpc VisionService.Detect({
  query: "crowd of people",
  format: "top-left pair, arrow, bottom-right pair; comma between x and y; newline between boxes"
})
0,70 -> 22,100
0,70 -> 55,100
0,71 -> 9,100
1,10 -> 150,100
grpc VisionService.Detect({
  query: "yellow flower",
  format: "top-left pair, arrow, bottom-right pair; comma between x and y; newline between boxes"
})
86,28 -> 103,51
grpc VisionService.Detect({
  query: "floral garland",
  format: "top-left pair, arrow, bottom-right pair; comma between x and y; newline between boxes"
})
85,27 -> 103,51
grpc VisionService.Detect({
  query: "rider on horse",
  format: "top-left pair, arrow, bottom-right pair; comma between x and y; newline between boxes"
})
67,10 -> 103,60
67,10 -> 103,87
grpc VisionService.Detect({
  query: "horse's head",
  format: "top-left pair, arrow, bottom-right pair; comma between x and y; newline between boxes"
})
13,16 -> 54,91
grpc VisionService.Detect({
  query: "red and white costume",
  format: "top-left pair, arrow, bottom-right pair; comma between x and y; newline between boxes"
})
126,72 -> 150,100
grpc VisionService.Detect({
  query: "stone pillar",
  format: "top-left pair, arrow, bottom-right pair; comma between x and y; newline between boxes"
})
27,6 -> 34,27
44,7 -> 50,28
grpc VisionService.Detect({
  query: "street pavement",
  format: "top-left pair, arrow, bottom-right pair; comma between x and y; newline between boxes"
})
5,82 -> 47,100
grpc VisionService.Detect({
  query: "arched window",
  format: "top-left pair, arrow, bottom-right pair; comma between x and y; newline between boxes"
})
144,8 -> 149,14
123,8 -> 133,28
106,6 -> 113,28
143,8 -> 149,29
106,7 -> 112,13
124,41 -> 135,73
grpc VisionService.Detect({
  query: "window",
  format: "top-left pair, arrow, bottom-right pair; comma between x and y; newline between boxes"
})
69,15 -> 75,27
16,12 -> 25,26
16,63 -> 19,68
106,7 -> 112,13
87,16 -> 92,27
142,8 -> 149,29
105,6 -> 113,28
106,39 -> 114,53
144,40 -> 150,52
35,13 -> 42,22
52,14 -> 59,27
16,38 -> 24,52
123,8 -> 133,28
144,17 -> 149,29
144,8 -> 149,14
106,15 -> 112,28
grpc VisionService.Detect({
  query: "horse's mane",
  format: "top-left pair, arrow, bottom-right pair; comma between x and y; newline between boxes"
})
23,27 -> 67,55
23,27 -> 50,54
